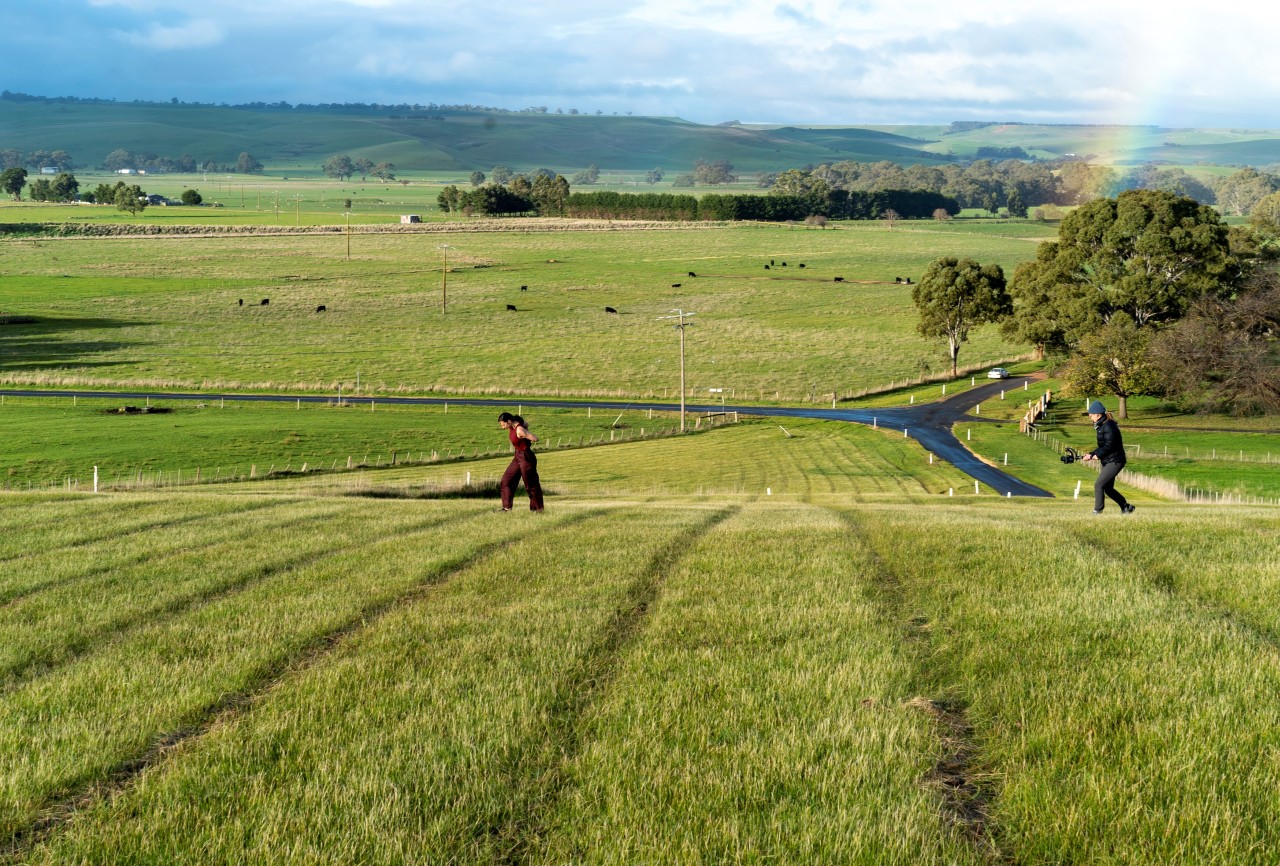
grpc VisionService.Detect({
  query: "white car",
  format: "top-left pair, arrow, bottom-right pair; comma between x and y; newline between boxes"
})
987,367 -> 1010,379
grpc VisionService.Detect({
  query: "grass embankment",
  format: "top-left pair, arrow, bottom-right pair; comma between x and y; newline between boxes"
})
0,396 -> 688,489
0,222 -> 1033,400
4,489 -> 1280,863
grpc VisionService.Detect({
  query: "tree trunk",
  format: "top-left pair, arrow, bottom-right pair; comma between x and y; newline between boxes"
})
1117,394 -> 1128,419
949,337 -> 960,378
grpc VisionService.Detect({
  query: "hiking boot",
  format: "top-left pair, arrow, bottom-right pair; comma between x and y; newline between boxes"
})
1092,508 -> 1103,515
1121,504 -> 1136,514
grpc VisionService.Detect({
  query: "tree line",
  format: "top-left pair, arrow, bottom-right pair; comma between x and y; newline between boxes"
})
763,160 -> 1280,216
913,189 -> 1280,417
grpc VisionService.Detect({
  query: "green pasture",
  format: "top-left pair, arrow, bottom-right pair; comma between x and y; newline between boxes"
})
3,476 -> 1280,863
0,221 -> 1035,401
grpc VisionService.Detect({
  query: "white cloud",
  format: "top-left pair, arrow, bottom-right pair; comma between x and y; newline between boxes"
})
114,18 -> 224,50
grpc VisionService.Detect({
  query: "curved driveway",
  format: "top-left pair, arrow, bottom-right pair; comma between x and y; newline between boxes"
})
1,377 -> 1051,497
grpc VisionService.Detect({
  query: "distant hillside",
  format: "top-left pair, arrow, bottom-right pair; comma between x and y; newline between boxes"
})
854,122 -> 1280,167
0,100 -> 948,175
7,97 -> 1280,176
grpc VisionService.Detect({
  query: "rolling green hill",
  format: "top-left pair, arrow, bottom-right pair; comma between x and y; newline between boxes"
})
1,100 -> 949,175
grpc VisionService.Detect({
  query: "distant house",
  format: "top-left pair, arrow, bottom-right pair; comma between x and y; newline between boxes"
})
116,168 -> 135,175
146,194 -> 172,206
39,166 -> 59,175
400,214 -> 421,224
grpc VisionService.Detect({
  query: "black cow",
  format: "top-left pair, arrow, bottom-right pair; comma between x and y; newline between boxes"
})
315,305 -> 327,312
506,304 -> 517,311
604,306 -> 618,314
687,271 -> 696,277
238,299 -> 243,306
261,298 -> 270,306
671,283 -> 681,288
770,259 -> 775,265
520,285 -> 528,291
905,277 -> 912,284
781,262 -> 787,267
895,277 -> 902,283
834,277 -> 844,282
764,265 -> 770,270
798,263 -> 805,268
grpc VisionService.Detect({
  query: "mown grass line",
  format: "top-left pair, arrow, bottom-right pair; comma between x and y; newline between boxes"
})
0,499 -> 367,689
0,496 -> 297,605
486,503 -> 740,863
0,495 -> 213,561
530,502 -> 985,865
832,507 -> 1005,862
1,502 -> 599,854
1067,513 -> 1280,652
13,505 -> 709,864
856,502 -> 1280,864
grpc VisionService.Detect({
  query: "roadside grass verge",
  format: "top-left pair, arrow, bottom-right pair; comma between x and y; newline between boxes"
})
0,396 -> 686,490
251,417 -> 976,500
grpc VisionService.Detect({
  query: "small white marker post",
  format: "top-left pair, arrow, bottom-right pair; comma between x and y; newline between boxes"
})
1074,480 -> 1081,499
466,471 -> 471,486
929,453 -> 933,464
766,487 -> 772,495
949,488 -> 954,496
1001,390 -> 1005,400
873,417 -> 877,429
910,394 -> 915,404
975,403 -> 980,415
904,428 -> 908,438
1003,453 -> 1008,465
93,466 -> 98,494
967,429 -> 971,441
975,480 -> 980,495
943,384 -> 947,395
1006,491 -> 1011,498
971,376 -> 975,386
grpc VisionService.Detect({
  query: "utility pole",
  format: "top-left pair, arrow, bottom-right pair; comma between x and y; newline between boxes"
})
656,309 -> 696,431
344,212 -> 351,260
438,243 -> 453,313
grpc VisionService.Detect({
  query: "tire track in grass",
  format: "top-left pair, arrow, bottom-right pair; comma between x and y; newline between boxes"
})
0,500 -> 429,692
834,506 -> 1010,865
487,503 -> 740,864
0,497 -> 296,606
0,496 -> 227,563
1,506 -> 607,859
1066,516 -> 1280,657
0,497 -> 155,549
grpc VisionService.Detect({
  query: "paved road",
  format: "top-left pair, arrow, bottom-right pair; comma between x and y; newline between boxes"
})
1,378 -> 1052,497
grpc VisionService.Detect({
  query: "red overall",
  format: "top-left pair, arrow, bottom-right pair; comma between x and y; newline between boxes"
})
500,427 -> 544,511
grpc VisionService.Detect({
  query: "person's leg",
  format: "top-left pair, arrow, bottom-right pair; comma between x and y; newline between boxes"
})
519,451 -> 544,511
499,457 -> 521,510
1093,469 -> 1108,511
1098,462 -> 1129,509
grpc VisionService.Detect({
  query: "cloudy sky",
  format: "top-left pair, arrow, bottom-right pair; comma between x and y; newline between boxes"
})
3,0 -> 1273,126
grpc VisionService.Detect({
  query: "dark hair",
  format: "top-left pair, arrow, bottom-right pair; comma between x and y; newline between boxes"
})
498,412 -> 527,427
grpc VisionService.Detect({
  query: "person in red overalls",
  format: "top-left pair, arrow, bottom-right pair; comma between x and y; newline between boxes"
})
498,412 -> 544,511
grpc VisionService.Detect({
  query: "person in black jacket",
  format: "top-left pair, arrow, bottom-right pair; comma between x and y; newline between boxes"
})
1082,400 -> 1135,515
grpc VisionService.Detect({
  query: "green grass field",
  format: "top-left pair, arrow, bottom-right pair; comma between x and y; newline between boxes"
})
3,208 -> 1279,863
0,220 -> 1036,401
3,481 -> 1280,864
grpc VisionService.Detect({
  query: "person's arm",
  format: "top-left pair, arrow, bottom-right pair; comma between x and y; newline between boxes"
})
516,424 -> 538,443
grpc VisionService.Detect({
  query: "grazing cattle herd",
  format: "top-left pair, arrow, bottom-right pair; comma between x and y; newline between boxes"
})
231,267 -> 914,320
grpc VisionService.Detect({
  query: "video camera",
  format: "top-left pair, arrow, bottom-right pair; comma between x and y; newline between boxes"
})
1060,447 -> 1082,465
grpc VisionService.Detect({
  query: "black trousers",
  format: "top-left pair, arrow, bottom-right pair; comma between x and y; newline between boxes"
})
1094,461 -> 1129,511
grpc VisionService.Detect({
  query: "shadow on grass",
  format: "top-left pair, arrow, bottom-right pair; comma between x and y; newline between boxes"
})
0,315 -> 149,370
345,480 -> 556,501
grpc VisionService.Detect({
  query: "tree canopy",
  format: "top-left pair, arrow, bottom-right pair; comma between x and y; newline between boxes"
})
1,167 -> 28,201
322,155 -> 355,181
1003,189 -> 1240,354
912,257 -> 1011,376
